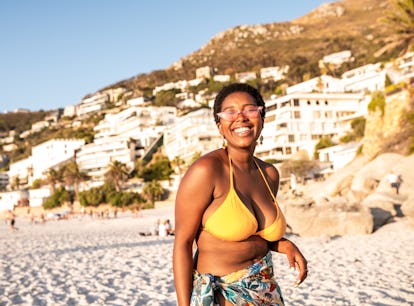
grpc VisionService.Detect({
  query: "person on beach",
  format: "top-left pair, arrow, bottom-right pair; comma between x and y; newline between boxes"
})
387,171 -> 403,195
173,83 -> 308,305
6,209 -> 17,232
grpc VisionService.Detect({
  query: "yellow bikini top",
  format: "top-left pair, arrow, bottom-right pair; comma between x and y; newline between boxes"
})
203,156 -> 286,242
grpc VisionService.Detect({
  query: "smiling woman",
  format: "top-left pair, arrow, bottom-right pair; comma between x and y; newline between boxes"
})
173,83 -> 308,306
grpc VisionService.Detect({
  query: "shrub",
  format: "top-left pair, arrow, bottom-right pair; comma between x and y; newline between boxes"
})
368,91 -> 385,115
43,187 -> 70,210
79,187 -> 105,207
108,191 -> 144,208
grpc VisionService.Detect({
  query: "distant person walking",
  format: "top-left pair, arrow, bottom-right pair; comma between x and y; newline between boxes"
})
387,172 -> 403,195
6,209 -> 17,232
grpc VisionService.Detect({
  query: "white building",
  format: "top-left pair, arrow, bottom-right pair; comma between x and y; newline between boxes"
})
321,50 -> 353,68
213,75 -> 231,83
318,141 -> 363,170
255,92 -> 369,161
127,97 -> 146,107
93,106 -> 176,139
235,71 -> 257,83
0,190 -> 29,211
77,93 -> 109,117
31,138 -> 85,184
260,66 -> 289,82
76,136 -> 140,185
63,105 -> 77,117
31,120 -> 50,133
387,51 -> 414,84
163,108 -> 222,164
8,157 -> 32,188
341,63 -> 386,93
287,75 -> 345,94
29,188 -> 52,207
0,172 -> 8,189
77,106 -> 176,184
196,66 -> 214,79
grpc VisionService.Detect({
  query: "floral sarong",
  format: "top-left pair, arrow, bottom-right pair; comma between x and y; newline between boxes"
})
191,251 -> 284,305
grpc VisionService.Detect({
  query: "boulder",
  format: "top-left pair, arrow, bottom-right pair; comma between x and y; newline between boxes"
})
283,202 -> 373,237
361,192 -> 401,230
350,153 -> 404,198
401,196 -> 414,226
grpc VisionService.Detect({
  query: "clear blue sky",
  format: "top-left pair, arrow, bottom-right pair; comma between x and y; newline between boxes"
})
0,0 -> 333,112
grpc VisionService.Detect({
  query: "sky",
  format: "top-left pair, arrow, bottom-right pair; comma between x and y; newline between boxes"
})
0,0 -> 333,112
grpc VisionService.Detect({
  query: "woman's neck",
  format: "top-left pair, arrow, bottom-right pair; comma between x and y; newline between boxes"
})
225,147 -> 256,172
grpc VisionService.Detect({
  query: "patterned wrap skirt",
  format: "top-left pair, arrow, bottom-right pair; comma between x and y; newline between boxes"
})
191,251 -> 284,306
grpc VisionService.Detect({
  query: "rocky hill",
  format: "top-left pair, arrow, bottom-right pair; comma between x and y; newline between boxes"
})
108,0 -> 395,94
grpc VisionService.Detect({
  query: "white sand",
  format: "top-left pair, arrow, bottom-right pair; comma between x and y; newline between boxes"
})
1,205 -> 414,306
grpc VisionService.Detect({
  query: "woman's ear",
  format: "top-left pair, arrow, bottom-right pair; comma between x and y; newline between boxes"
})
217,122 -> 224,136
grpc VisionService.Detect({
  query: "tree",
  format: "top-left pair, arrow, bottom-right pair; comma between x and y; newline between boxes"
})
280,159 -> 319,182
62,161 -> 89,201
104,160 -> 129,192
141,152 -> 173,182
134,158 -> 147,178
142,180 -> 164,207
378,0 -> 414,56
189,151 -> 202,166
171,156 -> 185,178
44,168 -> 62,193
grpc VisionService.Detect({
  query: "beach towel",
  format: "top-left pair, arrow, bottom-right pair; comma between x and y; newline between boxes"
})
191,251 -> 284,306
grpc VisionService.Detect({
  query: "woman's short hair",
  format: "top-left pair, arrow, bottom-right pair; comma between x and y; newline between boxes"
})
213,83 -> 266,123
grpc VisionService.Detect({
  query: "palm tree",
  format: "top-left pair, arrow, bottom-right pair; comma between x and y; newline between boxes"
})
171,156 -> 185,178
142,180 -> 164,207
105,160 -> 129,192
44,168 -> 62,193
378,0 -> 414,56
63,161 -> 89,201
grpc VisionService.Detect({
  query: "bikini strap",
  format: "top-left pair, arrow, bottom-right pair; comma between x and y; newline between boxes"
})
254,159 -> 277,202
228,154 -> 234,187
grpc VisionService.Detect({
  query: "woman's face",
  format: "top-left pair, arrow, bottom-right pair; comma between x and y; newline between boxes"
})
217,91 -> 263,149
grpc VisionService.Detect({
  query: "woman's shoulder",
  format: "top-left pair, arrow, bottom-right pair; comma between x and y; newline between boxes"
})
185,149 -> 226,178
254,157 -> 280,180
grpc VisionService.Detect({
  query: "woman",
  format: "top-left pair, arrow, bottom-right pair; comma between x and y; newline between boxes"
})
173,83 -> 307,305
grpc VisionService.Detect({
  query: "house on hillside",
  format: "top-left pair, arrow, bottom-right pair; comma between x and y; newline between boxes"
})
341,63 -> 386,93
286,75 -> 344,94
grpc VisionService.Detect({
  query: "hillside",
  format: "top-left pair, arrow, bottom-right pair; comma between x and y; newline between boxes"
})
107,0 -> 395,94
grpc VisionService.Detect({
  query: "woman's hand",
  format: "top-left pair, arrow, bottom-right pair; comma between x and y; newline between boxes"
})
269,238 -> 308,287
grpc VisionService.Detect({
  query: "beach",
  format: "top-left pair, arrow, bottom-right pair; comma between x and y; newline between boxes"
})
1,204 -> 414,306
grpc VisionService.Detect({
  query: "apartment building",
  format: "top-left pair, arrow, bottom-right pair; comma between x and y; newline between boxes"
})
286,75 -> 345,94
77,92 -> 109,117
76,106 -> 176,184
163,108 -> 222,164
318,141 -> 362,170
93,106 -> 176,139
0,172 -> 9,190
341,63 -> 386,93
8,157 -> 32,188
31,139 -> 86,183
260,66 -> 289,82
76,136 -> 140,186
255,92 -> 369,161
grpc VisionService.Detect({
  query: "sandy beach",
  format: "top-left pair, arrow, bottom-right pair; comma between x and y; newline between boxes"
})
1,204 -> 414,306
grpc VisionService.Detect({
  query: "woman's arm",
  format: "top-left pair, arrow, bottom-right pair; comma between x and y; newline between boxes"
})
173,156 -> 217,305
269,238 -> 308,287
